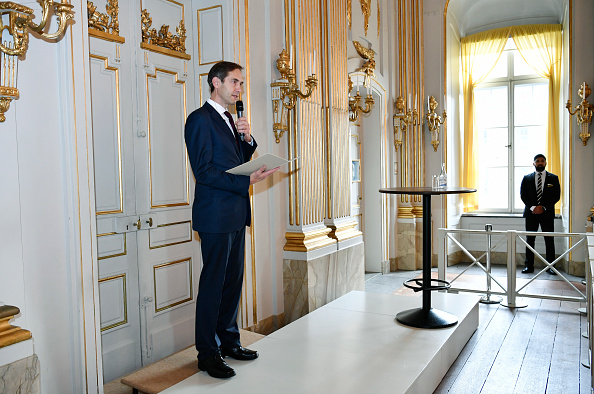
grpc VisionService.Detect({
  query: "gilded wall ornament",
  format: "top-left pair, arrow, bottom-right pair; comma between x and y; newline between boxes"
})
347,0 -> 352,30
141,9 -> 187,54
377,0 -> 380,38
352,40 -> 375,78
360,0 -> 371,36
87,0 -> 120,36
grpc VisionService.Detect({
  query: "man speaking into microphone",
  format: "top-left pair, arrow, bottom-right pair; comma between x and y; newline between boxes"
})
184,61 -> 278,379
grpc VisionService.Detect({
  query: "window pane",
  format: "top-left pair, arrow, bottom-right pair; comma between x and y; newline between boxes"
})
514,83 -> 548,126
479,166 -> 509,210
475,86 -> 508,129
513,51 -> 536,77
514,166 -> 533,211
513,126 -> 547,166
487,51 -> 508,79
478,127 -> 509,210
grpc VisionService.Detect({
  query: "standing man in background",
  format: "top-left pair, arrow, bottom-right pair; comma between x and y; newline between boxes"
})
520,154 -> 561,275
185,61 -> 277,379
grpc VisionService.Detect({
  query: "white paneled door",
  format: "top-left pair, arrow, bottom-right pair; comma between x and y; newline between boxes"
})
89,0 -> 200,383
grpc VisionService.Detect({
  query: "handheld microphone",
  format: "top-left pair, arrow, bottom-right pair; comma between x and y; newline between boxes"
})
235,100 -> 244,141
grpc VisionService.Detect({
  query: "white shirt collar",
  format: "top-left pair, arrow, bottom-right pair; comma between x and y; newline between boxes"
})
207,98 -> 229,116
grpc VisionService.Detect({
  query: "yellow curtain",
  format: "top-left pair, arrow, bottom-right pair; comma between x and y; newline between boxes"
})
460,27 -> 511,212
512,24 -> 562,213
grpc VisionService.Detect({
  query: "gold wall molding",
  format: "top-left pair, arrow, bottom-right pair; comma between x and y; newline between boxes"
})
0,305 -> 32,348
396,0 -> 424,206
397,206 -> 414,218
88,0 -> 123,42
284,228 -> 336,252
347,0 -> 352,30
411,205 -> 423,218
141,8 -> 190,59
377,0 -> 380,38
327,220 -> 362,242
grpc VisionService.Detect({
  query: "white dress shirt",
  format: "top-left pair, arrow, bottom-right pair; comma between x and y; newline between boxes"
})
207,99 -> 254,145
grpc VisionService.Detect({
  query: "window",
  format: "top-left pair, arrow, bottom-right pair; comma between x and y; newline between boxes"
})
474,38 -> 548,213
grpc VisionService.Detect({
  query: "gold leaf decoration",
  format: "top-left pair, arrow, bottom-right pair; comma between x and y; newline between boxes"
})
377,0 -> 380,38
347,0 -> 352,30
141,9 -> 187,54
87,0 -> 119,36
360,0 -> 371,36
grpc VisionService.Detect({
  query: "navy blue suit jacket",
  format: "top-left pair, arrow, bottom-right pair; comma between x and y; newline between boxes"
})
520,171 -> 560,219
185,102 -> 257,233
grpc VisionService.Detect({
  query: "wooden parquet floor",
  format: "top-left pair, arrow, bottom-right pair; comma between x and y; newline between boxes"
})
432,279 -> 591,394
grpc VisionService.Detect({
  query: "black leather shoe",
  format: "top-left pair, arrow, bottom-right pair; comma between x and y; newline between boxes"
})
547,268 -> 557,275
522,266 -> 534,273
221,346 -> 259,360
198,354 -> 236,379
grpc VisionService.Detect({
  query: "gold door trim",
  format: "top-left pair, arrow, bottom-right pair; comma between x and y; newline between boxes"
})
89,29 -> 125,43
89,54 -> 124,216
153,257 -> 194,313
98,273 -> 128,331
148,220 -> 192,249
97,232 -> 127,260
146,68 -> 190,209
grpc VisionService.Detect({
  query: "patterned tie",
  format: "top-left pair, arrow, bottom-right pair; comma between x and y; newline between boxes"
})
536,172 -> 543,205
223,111 -> 240,146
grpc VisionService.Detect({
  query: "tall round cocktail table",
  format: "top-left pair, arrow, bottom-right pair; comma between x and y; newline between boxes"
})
379,187 -> 477,329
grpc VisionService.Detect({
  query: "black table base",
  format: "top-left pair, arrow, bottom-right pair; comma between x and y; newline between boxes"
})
379,188 -> 476,330
396,307 -> 458,329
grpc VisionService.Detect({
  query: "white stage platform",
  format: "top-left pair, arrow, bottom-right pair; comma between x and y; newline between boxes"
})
162,291 -> 479,394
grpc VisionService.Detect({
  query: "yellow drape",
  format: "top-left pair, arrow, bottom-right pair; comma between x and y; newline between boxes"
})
460,27 -> 511,212
459,24 -> 563,213
512,24 -> 562,213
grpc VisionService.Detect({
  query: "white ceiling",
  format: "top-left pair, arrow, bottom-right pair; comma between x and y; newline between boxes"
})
447,0 -> 566,37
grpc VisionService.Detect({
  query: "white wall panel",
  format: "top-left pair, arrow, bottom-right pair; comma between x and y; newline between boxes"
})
153,258 -> 193,312
146,70 -> 189,208
149,221 -> 192,249
97,233 -> 127,259
98,274 -> 127,330
90,56 -> 123,215
197,5 -> 223,65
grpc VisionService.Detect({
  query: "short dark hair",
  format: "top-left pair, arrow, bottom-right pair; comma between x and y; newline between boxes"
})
207,61 -> 243,93
534,154 -> 546,161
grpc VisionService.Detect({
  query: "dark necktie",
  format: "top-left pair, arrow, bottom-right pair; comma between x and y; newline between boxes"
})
223,111 -> 240,146
536,173 -> 542,205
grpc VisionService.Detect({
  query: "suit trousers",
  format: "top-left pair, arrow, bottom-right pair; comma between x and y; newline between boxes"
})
524,214 -> 555,268
195,228 -> 245,361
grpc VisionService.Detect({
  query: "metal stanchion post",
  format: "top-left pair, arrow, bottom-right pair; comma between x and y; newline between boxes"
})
481,224 -> 502,304
502,230 -> 527,308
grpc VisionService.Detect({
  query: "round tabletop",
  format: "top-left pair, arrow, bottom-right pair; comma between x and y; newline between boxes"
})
379,187 -> 477,196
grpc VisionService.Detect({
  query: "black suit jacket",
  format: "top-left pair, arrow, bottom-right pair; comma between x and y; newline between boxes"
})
184,102 -> 257,233
520,171 -> 560,218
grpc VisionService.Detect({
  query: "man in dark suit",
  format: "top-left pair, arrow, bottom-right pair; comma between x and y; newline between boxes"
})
520,153 -> 561,275
185,61 -> 277,379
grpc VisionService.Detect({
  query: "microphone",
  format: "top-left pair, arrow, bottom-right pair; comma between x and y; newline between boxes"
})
235,100 -> 244,141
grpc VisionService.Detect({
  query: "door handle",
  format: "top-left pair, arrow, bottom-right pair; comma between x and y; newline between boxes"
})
135,218 -> 142,230
146,217 -> 153,227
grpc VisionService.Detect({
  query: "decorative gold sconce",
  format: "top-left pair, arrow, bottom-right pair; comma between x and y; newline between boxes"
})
348,76 -> 374,123
566,82 -> 594,146
393,95 -> 419,151
425,96 -> 447,152
271,49 -> 318,143
0,1 -> 74,122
